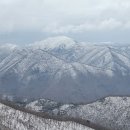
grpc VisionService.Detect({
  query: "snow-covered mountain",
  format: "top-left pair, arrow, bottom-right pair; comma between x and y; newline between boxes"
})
0,101 -> 94,130
29,36 -> 76,50
0,36 -> 130,103
26,96 -> 130,130
0,43 -> 17,62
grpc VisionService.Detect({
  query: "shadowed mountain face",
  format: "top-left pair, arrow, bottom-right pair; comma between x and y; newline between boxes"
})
0,36 -> 130,103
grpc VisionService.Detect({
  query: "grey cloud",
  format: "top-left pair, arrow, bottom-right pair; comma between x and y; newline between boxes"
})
0,0 -> 130,43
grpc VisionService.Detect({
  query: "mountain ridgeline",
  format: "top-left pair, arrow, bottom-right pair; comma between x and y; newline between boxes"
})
0,36 -> 130,103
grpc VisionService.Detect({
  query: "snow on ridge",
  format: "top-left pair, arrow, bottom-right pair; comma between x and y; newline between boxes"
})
65,96 -> 130,130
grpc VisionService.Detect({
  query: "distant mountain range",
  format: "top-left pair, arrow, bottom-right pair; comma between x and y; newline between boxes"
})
0,36 -> 130,103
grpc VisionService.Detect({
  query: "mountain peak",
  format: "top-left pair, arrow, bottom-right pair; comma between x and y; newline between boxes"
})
30,36 -> 76,50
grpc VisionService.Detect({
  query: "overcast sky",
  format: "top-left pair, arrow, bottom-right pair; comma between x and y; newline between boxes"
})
0,0 -> 130,44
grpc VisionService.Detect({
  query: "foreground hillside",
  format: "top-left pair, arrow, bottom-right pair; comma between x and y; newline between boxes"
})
0,101 -> 94,130
0,96 -> 129,130
26,96 -> 130,130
